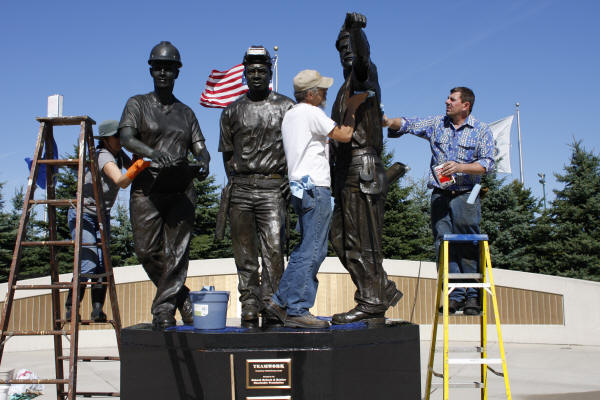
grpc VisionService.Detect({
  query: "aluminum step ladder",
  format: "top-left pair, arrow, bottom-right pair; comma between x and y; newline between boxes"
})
424,234 -> 512,400
0,116 -> 122,399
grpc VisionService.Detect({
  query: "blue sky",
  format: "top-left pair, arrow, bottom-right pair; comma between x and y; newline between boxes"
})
1,1 -> 599,209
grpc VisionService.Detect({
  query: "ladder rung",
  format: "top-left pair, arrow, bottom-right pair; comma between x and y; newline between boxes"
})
448,358 -> 502,365
60,392 -> 119,397
0,378 -> 69,385
29,199 -> 77,207
38,158 -> 80,166
22,240 -> 74,247
60,319 -> 117,326
432,382 -> 483,388
437,310 -> 483,317
13,283 -> 73,290
448,273 -> 482,280
443,234 -> 489,242
436,346 -> 484,353
58,355 -> 119,361
448,283 -> 490,288
2,330 -> 70,336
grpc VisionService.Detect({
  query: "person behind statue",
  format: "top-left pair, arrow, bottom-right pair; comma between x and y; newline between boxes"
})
265,70 -> 353,329
218,46 -> 295,327
384,87 -> 495,315
65,120 -> 151,321
328,12 -> 404,325
119,41 -> 211,329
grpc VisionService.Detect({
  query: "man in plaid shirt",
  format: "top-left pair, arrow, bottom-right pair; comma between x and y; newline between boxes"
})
385,87 -> 494,315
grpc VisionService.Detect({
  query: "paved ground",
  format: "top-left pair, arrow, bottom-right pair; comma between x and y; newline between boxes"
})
1,341 -> 599,399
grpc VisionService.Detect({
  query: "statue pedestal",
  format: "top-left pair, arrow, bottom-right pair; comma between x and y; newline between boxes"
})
121,320 -> 421,400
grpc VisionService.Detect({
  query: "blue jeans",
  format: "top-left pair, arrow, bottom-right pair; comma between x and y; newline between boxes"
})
68,208 -> 110,278
431,189 -> 480,301
273,186 -> 332,316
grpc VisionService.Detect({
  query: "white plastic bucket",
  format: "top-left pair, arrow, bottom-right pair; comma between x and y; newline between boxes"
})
189,289 -> 230,330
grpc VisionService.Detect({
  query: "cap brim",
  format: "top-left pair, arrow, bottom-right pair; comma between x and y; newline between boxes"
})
317,76 -> 334,88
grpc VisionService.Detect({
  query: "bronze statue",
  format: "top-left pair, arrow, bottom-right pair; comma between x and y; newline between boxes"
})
119,41 -> 210,329
217,46 -> 295,326
329,13 -> 405,324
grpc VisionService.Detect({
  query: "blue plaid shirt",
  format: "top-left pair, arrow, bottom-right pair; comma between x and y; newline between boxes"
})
390,114 -> 494,191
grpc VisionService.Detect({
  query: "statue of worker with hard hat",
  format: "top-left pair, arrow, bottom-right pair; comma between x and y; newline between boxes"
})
217,46 -> 295,327
119,41 -> 211,330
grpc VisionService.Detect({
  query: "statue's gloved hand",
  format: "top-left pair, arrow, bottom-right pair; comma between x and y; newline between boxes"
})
195,158 -> 210,181
150,149 -> 174,168
344,12 -> 367,30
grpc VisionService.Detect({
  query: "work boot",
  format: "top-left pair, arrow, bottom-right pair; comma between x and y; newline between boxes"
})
152,311 -> 176,330
463,297 -> 481,316
90,279 -> 107,322
331,307 -> 385,325
438,299 -> 465,314
241,303 -> 259,323
178,296 -> 194,325
385,281 -> 403,308
263,300 -> 287,324
65,285 -> 86,321
285,313 -> 330,329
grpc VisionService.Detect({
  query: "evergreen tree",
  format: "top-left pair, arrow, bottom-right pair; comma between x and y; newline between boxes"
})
538,141 -> 600,280
480,173 -> 541,271
0,182 -> 14,281
110,202 -> 138,266
381,142 -> 435,260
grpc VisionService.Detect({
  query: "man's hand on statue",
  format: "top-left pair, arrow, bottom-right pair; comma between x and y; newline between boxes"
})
150,149 -> 174,168
345,12 -> 367,30
441,161 -> 462,176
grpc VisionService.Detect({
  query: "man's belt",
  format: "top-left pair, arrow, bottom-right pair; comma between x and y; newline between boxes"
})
433,187 -> 471,196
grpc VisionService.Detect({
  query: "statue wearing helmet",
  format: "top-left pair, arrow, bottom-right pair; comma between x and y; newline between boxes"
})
119,41 -> 211,330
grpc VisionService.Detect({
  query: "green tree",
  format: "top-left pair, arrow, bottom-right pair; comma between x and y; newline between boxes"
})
480,173 -> 541,271
533,141 -> 600,280
382,143 -> 435,261
110,202 -> 138,266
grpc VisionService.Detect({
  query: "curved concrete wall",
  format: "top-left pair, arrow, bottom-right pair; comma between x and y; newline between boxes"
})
1,257 -> 599,351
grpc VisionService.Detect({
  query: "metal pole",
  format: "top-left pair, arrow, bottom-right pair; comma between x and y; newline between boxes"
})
538,173 -> 546,210
273,45 -> 279,92
516,102 -> 524,184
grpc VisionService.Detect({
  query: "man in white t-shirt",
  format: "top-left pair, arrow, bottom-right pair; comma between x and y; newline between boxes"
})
265,69 -> 353,328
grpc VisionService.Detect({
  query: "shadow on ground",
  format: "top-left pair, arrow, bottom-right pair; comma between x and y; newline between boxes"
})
523,392 -> 600,400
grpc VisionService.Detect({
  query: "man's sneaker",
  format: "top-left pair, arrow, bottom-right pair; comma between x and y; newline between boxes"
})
463,297 -> 481,315
438,299 -> 465,314
285,313 -> 329,329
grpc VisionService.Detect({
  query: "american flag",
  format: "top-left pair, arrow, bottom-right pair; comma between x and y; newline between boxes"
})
200,56 -> 277,108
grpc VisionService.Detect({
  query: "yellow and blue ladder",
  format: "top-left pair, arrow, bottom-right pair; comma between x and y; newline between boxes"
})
424,234 -> 512,400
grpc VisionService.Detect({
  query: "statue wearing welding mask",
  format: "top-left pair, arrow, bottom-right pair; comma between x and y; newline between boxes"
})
329,13 -> 408,324
216,46 -> 295,327
119,41 -> 211,329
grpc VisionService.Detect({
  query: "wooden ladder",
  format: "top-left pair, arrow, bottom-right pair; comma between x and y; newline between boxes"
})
424,234 -> 512,400
0,116 -> 122,399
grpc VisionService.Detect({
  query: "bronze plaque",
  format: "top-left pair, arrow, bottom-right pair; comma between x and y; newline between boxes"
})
246,358 -> 291,389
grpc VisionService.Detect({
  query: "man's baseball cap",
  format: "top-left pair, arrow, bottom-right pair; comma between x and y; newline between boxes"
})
94,120 -> 119,138
293,69 -> 334,93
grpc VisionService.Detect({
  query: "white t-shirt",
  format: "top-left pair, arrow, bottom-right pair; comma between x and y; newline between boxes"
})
282,103 -> 336,187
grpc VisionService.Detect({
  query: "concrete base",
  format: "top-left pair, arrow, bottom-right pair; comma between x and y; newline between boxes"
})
121,319 -> 421,400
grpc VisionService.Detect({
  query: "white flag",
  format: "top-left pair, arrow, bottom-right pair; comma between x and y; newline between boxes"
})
488,115 -> 513,174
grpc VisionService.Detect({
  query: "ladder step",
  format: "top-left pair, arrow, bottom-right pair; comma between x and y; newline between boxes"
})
0,378 -> 69,385
448,283 -> 490,288
58,355 -> 119,361
21,240 -> 74,247
38,158 -> 80,167
59,392 -> 119,397
29,199 -> 77,207
443,234 -> 489,242
448,273 -> 482,280
60,319 -> 118,326
2,330 -> 70,336
13,283 -> 73,290
436,346 -> 484,353
437,310 -> 483,317
448,358 -> 502,365
432,382 -> 483,388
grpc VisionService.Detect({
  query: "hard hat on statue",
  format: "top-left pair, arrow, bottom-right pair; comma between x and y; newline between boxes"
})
242,46 -> 272,68
148,41 -> 182,68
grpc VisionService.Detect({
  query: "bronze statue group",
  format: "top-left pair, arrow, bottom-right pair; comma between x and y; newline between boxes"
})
71,12 -> 494,330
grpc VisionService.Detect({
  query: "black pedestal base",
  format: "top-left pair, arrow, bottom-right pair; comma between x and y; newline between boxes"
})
121,320 -> 421,400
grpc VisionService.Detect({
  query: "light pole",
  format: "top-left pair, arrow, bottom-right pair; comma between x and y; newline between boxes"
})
538,172 -> 546,210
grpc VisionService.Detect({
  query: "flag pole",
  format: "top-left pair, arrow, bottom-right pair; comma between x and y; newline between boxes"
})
516,102 -> 524,184
273,45 -> 279,92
